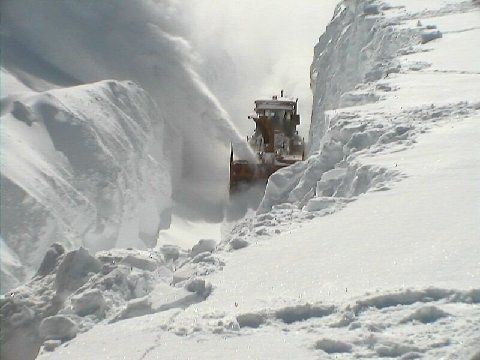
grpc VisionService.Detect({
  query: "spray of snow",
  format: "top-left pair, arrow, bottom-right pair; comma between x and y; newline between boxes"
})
1,0 -> 253,220
181,0 -> 340,136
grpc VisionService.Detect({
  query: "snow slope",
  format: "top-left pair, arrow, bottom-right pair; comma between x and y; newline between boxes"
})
3,0 -> 480,359
34,113 -> 480,359
1,80 -> 171,291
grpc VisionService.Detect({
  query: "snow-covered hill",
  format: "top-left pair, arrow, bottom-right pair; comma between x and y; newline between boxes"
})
1,0 -> 479,359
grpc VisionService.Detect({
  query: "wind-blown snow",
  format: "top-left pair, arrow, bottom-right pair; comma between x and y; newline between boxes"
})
182,0 -> 340,136
2,0 -> 251,213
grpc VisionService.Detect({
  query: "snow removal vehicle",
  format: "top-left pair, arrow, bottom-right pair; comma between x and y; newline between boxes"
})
230,91 -> 305,193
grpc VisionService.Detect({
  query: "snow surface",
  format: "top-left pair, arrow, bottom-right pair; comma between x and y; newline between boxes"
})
1,80 -> 171,291
157,215 -> 222,250
3,0 -> 480,359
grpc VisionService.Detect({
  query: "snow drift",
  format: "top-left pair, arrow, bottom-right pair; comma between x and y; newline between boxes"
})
258,0 -> 420,212
1,80 -> 171,291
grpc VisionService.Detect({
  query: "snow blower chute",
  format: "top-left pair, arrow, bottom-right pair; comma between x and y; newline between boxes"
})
230,91 -> 305,193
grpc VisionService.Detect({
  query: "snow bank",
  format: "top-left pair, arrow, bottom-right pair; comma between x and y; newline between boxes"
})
258,0 -> 421,213
0,243 -> 204,359
308,1 -> 419,153
258,0 -> 479,214
1,80 -> 171,291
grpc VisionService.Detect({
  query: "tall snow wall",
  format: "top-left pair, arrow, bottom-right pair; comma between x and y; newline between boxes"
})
259,0 -> 421,212
308,1 -> 420,153
1,80 -> 172,291
0,1 -> 251,291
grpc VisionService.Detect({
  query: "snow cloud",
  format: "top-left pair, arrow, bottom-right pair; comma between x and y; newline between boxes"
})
1,0 -> 339,226
1,0 -> 252,221
180,0 -> 340,136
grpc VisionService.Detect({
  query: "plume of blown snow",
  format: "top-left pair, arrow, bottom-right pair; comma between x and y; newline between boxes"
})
180,0 -> 340,136
1,0 -> 253,220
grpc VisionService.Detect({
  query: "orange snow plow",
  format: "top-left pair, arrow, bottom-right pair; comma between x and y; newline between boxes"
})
230,91 -> 304,193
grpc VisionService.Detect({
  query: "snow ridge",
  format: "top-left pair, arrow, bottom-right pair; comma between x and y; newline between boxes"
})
1,80 -> 171,291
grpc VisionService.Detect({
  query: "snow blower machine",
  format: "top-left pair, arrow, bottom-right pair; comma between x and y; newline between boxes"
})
230,91 -> 305,193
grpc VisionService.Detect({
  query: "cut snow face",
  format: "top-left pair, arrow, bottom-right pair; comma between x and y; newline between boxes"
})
1,80 -> 171,291
254,0 -> 480,217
